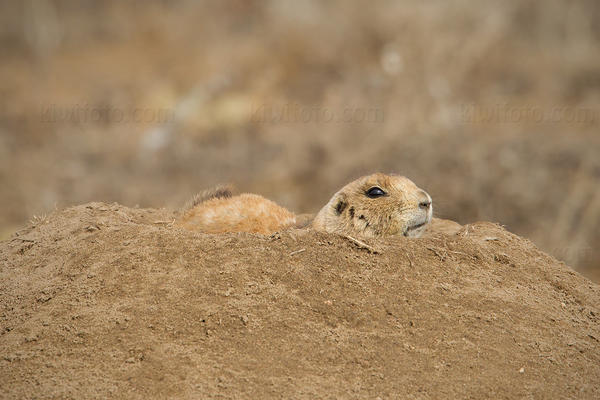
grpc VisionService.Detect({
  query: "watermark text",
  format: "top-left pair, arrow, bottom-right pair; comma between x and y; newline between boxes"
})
461,103 -> 599,125
40,104 -> 175,125
251,103 -> 384,124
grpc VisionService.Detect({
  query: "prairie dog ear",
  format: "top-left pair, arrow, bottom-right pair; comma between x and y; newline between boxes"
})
333,193 -> 348,215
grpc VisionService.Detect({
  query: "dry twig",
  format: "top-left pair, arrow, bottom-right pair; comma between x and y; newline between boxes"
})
344,235 -> 381,254
289,248 -> 306,257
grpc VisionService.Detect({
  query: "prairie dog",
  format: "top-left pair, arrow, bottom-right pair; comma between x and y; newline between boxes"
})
177,173 -> 432,238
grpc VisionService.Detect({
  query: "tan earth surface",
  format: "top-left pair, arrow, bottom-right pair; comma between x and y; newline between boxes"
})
1,203 -> 599,398
1,1 -> 599,284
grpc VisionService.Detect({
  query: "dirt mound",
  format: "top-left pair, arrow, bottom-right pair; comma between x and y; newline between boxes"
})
1,203 -> 599,399
2,1 -> 600,281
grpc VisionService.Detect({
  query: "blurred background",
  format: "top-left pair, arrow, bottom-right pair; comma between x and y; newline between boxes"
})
0,0 -> 598,281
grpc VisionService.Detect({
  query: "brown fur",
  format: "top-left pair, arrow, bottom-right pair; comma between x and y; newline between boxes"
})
177,173 -> 433,237
312,173 -> 432,238
178,193 -> 296,235
181,185 -> 233,213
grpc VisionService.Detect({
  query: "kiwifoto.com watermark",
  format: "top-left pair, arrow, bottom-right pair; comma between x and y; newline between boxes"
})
251,103 -> 385,124
40,104 -> 175,124
461,103 -> 600,125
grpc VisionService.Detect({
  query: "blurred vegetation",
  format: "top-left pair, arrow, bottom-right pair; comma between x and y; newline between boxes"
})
0,0 -> 599,280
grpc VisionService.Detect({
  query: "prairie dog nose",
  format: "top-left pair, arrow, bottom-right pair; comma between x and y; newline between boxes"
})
418,191 -> 432,210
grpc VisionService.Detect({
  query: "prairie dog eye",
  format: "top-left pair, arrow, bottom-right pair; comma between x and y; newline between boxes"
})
366,187 -> 386,198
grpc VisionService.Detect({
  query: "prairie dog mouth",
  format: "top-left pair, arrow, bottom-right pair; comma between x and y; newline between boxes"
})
403,221 -> 426,236
408,221 -> 426,231
403,215 -> 431,237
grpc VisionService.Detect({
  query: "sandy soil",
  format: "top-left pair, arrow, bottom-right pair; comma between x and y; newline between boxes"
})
1,203 -> 598,399
0,1 -> 599,283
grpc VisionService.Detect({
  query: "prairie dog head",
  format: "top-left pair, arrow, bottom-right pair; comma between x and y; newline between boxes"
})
312,173 -> 432,238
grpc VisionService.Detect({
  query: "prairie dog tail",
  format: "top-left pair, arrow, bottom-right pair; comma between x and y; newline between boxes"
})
180,184 -> 233,213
